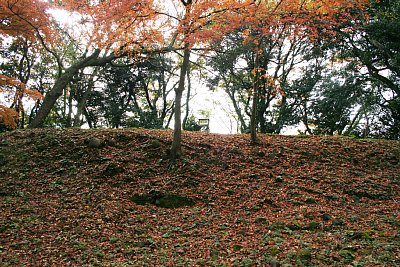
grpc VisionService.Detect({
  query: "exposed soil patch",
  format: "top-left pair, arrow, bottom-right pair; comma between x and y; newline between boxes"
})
131,192 -> 196,208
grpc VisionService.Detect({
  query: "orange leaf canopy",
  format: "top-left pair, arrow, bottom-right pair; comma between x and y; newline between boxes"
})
0,0 -> 54,41
54,0 -> 370,53
0,75 -> 43,129
157,0 -> 370,49
225,0 -> 370,41
58,0 -> 162,53
0,1 -> 52,128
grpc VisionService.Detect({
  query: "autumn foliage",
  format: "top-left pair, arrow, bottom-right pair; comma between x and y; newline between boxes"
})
1,1 -> 398,265
57,0 -> 162,52
0,0 -> 54,41
54,0 -> 370,54
0,0 -> 49,129
0,74 -> 43,129
1,0 -> 372,133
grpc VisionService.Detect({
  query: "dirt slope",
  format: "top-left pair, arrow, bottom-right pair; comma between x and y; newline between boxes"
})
0,128 -> 399,266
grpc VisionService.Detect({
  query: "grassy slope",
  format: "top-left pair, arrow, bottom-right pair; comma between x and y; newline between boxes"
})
0,128 -> 399,266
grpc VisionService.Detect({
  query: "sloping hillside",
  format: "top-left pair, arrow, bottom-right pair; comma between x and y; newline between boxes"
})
0,129 -> 399,266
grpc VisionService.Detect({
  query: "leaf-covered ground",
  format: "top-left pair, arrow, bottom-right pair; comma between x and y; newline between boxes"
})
0,128 -> 399,266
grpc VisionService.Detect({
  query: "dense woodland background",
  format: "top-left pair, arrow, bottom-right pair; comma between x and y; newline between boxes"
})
0,0 -> 399,143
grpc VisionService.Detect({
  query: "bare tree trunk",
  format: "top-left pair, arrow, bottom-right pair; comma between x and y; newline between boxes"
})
343,107 -> 363,136
165,104 -> 175,129
250,53 -> 261,144
182,65 -> 191,130
29,71 -> 74,128
29,49 -> 118,128
15,41 -> 32,128
83,107 -> 94,128
29,63 -> 89,128
224,77 -> 248,132
66,87 -> 73,127
73,68 -> 98,127
302,101 -> 313,135
73,86 -> 92,127
250,85 -> 258,144
170,46 -> 191,159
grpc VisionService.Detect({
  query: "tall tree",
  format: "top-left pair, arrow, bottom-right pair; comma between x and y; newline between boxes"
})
163,0 -> 238,158
234,0 -> 370,143
1,0 -> 374,144
0,0 -> 50,129
0,39 -> 36,128
83,55 -> 176,129
208,28 -> 311,136
311,73 -> 365,135
337,0 -> 400,139
0,74 -> 42,129
164,0 -> 371,148
26,0 -> 163,128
